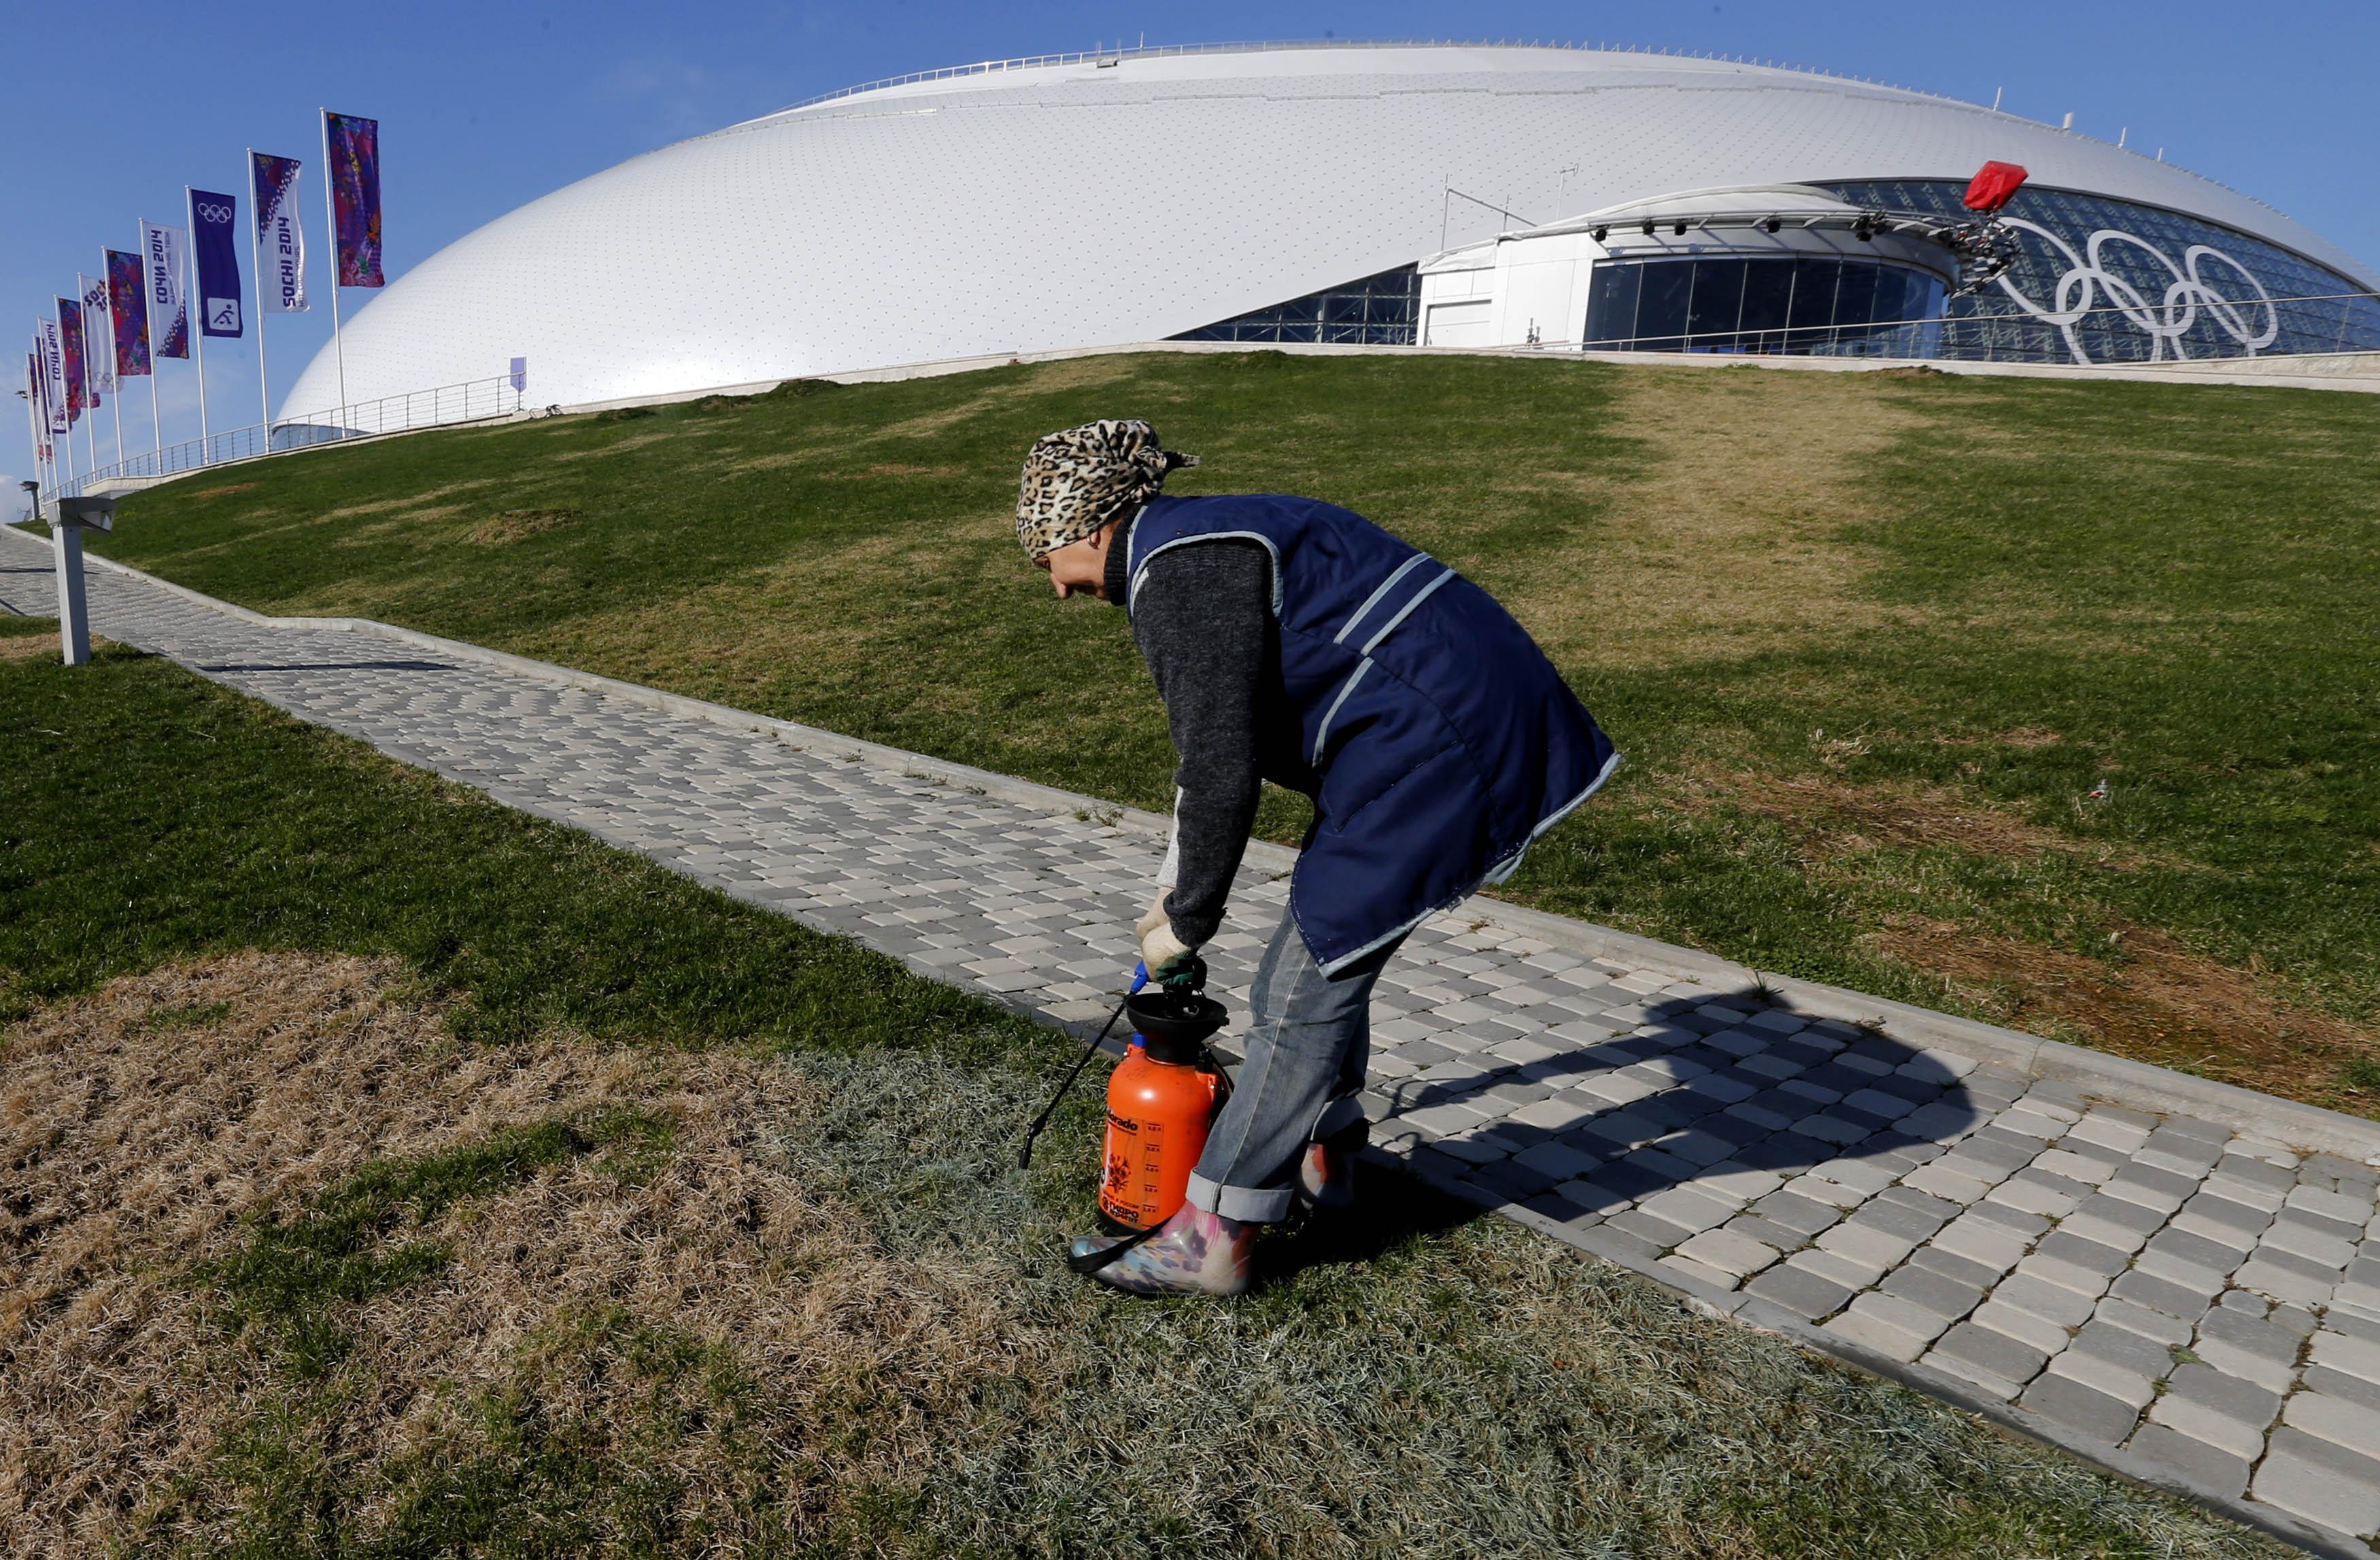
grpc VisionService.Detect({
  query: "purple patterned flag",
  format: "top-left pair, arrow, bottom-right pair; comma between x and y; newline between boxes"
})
325,112 -> 384,287
55,299 -> 86,422
141,220 -> 190,358
107,250 -> 151,377
251,152 -> 309,312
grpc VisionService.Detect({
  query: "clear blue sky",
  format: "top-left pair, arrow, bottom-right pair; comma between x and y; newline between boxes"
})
7,0 -> 2375,507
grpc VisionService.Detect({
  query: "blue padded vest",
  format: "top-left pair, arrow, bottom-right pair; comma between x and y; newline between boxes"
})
1127,493 -> 1618,972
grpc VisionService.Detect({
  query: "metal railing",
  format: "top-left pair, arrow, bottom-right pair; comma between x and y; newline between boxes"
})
1546,288 -> 2380,367
56,373 -> 524,496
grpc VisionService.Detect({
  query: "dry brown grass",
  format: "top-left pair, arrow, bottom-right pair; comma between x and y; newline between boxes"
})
865,354 -> 1143,443
466,507 -> 583,546
1650,762 -> 2380,1104
547,430 -> 676,463
181,482 -> 257,500
1501,368 -> 1935,671
1676,764 -> 2154,868
0,952 -> 1028,1556
1871,917 -> 2380,1102
0,632 -> 60,662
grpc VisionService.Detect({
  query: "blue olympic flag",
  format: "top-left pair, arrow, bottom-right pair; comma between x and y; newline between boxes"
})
189,188 -> 243,338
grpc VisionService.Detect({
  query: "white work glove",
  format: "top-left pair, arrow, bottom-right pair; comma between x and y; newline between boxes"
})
1136,891 -> 1195,976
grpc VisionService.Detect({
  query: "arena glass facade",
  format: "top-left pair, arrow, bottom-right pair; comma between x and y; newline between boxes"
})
1580,256 -> 1948,358
1170,265 -> 1422,345
1820,180 -> 2380,364
1176,182 -> 2380,364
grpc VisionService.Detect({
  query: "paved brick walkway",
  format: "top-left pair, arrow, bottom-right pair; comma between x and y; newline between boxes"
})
10,532 -> 2380,1557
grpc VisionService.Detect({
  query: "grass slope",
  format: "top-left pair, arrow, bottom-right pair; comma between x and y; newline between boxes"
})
91,352 -> 2380,1113
0,637 -> 2284,1559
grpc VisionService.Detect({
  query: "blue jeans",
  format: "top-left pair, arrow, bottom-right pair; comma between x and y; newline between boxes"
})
1183,911 -> 1405,1223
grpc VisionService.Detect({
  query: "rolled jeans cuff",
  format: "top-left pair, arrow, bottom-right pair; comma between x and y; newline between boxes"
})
1184,1171 -> 1294,1225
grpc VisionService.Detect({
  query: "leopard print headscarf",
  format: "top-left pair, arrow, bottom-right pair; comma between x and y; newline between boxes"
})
1015,419 -> 1200,558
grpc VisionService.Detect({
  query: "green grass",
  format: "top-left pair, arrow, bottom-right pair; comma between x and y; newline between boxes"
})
0,639 -> 2285,1558
87,352 -> 2380,1108
193,1115 -> 664,1379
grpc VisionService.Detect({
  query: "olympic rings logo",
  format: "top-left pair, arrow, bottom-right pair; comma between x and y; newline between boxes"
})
1994,218 -> 2279,364
194,201 -> 233,224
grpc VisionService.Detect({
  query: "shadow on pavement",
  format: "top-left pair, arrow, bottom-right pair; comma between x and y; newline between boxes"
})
1267,988 -> 1983,1284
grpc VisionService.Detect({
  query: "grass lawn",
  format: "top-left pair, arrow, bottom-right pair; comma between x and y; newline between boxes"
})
91,351 -> 2380,1117
0,626 -> 2288,1558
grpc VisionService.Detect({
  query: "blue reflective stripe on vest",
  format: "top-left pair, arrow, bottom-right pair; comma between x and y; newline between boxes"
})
1334,552 -> 1432,645
1359,564 -> 1455,654
1310,658 -> 1372,766
1126,493 -> 1618,972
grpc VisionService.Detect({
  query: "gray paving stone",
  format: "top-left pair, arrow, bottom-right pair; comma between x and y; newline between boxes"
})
1990,1272 -> 2098,1329
1744,1262 -> 1854,1321
2107,1268 -> 2218,1324
2127,1424 -> 2253,1502
1908,1244 -> 2003,1291
1880,1262 -> 1986,1325
1933,1321 -> 2048,1387
2252,1431 -> 2380,1539
2019,1372 -> 2143,1445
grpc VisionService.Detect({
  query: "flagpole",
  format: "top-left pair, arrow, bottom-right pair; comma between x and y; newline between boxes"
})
246,150 -> 271,445
23,368 -> 46,509
52,339 -> 75,490
320,109 -> 347,426
186,187 -> 211,462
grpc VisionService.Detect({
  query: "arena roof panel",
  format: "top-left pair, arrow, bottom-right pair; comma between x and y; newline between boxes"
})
282,43 -> 2377,418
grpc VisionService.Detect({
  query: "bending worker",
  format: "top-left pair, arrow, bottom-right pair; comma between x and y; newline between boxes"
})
1019,420 -> 1618,1297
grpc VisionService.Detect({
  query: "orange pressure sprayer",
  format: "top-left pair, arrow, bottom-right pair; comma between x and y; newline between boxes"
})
1098,985 -> 1231,1231
1016,958 -> 1231,1234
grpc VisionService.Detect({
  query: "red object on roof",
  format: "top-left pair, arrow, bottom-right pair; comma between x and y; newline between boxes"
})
1962,161 -> 2028,213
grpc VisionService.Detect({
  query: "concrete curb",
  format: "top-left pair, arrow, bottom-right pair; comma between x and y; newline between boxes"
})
27,524 -> 2379,1170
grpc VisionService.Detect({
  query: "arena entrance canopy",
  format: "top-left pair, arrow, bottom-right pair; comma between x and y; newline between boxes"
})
1415,185 -> 1984,358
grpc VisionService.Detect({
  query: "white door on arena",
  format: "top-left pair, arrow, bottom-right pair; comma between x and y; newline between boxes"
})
1423,299 -> 1493,347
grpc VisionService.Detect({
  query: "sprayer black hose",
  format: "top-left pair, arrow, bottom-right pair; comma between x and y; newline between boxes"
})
1016,990 -> 1133,1170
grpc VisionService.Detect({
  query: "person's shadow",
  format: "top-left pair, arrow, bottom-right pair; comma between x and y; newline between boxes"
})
1261,990 -> 1983,1287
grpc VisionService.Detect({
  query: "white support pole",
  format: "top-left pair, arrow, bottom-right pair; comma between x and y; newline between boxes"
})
23,387 -> 47,511
148,367 -> 161,463
52,518 -> 89,665
320,109 -> 348,426
186,187 -> 211,461
247,149 -> 271,443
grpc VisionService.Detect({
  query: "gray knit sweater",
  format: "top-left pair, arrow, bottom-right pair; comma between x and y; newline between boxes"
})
1103,519 -> 1300,947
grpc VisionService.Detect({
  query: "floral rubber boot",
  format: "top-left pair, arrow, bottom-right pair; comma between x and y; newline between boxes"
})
1067,1202 -> 1255,1297
1295,1119 -> 1367,1209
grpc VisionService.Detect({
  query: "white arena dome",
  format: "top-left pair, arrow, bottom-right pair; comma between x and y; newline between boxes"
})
280,40 -> 2380,418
